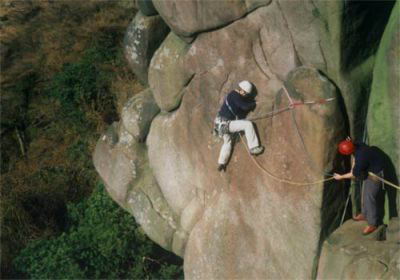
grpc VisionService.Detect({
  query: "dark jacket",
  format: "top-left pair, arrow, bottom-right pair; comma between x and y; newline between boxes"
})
353,143 -> 385,179
218,91 -> 256,120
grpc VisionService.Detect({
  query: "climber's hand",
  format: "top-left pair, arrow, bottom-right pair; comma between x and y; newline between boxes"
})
333,173 -> 343,180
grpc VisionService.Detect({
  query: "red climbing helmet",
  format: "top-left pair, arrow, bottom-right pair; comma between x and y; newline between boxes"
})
338,139 -> 355,155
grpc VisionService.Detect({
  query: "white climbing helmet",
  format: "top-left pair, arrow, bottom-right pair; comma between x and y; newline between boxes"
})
238,80 -> 252,94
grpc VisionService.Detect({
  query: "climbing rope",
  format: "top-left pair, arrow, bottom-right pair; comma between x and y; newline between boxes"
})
234,85 -> 400,190
248,88 -> 336,121
239,133 -> 335,185
248,106 -> 291,121
238,85 -> 336,185
368,172 -> 400,190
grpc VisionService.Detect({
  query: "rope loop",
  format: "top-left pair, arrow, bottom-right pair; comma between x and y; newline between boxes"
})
236,86 -> 400,190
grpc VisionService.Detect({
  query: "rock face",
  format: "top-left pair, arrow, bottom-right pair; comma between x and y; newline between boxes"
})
124,11 -> 169,84
317,220 -> 400,279
95,0 -> 399,279
121,88 -> 159,141
179,67 -> 345,279
148,32 -> 192,111
93,122 -> 180,253
152,0 -> 271,38
367,1 -> 400,214
136,0 -> 158,16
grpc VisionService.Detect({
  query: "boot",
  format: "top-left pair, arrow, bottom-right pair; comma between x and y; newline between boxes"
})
250,146 -> 264,155
218,164 -> 226,172
352,213 -> 366,222
362,225 -> 377,235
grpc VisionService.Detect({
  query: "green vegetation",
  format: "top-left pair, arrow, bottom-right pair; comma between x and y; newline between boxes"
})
14,183 -> 183,279
0,1 -> 179,278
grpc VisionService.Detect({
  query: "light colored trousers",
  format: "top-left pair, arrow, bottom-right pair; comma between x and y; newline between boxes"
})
218,120 -> 260,165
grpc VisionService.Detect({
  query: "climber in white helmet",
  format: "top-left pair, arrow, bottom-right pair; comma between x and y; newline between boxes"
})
214,80 -> 264,172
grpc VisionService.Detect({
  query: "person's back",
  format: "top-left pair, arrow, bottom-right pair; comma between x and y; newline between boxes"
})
218,90 -> 255,120
353,144 -> 385,178
334,139 -> 386,235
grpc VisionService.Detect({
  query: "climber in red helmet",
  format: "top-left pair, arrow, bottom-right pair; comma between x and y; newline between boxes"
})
334,137 -> 385,235
214,80 -> 264,172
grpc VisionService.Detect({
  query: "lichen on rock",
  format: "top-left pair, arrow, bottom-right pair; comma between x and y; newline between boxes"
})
124,11 -> 169,85
148,32 -> 192,112
121,88 -> 160,142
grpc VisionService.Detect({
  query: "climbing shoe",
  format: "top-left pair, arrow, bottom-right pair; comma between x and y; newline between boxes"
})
250,146 -> 264,155
352,214 -> 366,222
218,164 -> 226,172
362,225 -> 377,235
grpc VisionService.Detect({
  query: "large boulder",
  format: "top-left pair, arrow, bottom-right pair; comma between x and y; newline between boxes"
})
317,220 -> 400,279
124,11 -> 169,85
93,122 -> 181,254
96,0 -> 399,278
180,67 -> 345,279
277,0 -> 326,71
152,0 -> 271,38
146,2 -> 319,216
121,88 -> 159,142
93,123 -> 134,206
148,32 -> 192,111
136,0 -> 158,16
367,1 -> 399,182
316,0 -> 395,138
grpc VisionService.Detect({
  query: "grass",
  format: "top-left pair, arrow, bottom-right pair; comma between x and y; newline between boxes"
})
0,0 -> 148,277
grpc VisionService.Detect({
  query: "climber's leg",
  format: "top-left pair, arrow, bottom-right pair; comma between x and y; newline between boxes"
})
229,120 -> 259,150
218,134 -> 232,165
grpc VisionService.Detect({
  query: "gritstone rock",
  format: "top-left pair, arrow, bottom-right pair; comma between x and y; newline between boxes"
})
121,88 -> 160,142
137,0 -> 158,16
96,0 -> 399,278
148,32 -> 192,112
93,122 -> 182,254
152,0 -> 271,37
317,220 -> 400,279
124,11 -> 169,85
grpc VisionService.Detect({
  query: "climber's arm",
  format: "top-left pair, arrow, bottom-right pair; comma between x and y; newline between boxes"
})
333,172 -> 355,180
334,155 -> 356,180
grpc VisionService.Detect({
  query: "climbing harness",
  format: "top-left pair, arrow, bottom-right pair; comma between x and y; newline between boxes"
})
213,94 -> 237,138
225,95 -> 237,119
213,116 -> 230,138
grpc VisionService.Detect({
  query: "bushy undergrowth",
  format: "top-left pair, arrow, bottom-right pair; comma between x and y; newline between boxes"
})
1,40 -> 118,278
0,1 -> 160,278
13,183 -> 183,279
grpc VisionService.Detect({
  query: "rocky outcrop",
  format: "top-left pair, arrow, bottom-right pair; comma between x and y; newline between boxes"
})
152,0 -> 271,38
124,12 -> 169,85
93,121 -> 181,253
95,0 -> 400,279
148,32 -> 192,112
121,88 -> 159,141
367,1 -> 399,203
180,67 -> 344,280
317,219 -> 400,279
136,0 -> 158,16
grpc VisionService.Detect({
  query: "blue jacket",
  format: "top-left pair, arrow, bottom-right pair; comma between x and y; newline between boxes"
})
218,91 -> 256,120
353,144 -> 385,179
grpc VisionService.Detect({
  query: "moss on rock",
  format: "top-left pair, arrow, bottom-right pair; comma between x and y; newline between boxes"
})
367,1 -> 399,177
